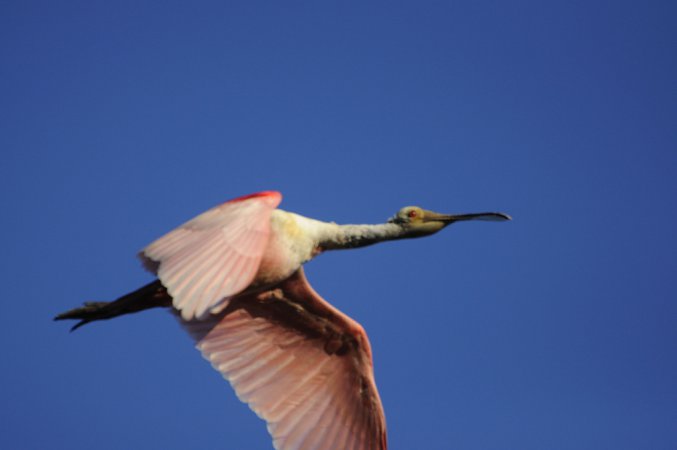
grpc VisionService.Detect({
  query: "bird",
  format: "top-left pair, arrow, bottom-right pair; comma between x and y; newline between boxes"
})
55,190 -> 510,450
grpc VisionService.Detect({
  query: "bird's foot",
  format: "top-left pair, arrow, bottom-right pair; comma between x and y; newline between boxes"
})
54,301 -> 115,331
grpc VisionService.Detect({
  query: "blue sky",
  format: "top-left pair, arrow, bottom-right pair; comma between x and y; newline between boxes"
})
2,1 -> 676,449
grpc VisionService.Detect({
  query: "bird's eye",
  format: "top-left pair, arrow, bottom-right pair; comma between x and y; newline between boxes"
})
408,210 -> 418,218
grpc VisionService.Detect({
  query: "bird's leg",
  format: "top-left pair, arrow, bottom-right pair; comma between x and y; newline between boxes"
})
54,280 -> 171,331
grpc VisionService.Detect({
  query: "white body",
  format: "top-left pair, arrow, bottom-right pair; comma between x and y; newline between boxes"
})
254,210 -> 335,285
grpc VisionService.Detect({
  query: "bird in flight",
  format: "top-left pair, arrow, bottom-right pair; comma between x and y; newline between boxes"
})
56,191 -> 510,450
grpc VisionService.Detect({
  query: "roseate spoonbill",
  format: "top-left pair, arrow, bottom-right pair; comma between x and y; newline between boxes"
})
56,191 -> 510,450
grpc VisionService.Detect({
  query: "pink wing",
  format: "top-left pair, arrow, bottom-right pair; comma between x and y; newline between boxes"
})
140,191 -> 282,320
181,268 -> 387,450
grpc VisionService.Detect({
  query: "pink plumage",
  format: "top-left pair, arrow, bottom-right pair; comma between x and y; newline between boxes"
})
58,190 -> 510,450
140,191 -> 386,448
182,269 -> 386,450
140,192 -> 282,320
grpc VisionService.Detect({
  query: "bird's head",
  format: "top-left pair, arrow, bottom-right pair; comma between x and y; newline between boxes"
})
388,206 -> 511,238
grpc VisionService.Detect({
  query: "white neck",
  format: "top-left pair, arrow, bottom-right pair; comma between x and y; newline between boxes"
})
308,219 -> 404,250
277,210 -> 407,255
324,223 -> 406,250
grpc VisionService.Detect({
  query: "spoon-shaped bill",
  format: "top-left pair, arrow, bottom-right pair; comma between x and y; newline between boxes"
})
449,212 -> 512,222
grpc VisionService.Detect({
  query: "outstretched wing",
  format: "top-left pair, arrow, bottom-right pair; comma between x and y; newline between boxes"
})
180,268 -> 387,450
140,191 -> 282,320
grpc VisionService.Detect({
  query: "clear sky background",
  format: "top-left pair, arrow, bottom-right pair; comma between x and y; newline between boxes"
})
2,1 -> 676,449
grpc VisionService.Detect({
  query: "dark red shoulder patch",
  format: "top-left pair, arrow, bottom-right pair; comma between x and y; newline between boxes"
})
226,191 -> 282,206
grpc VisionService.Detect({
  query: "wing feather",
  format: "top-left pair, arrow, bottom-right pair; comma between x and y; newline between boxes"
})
294,364 -> 349,448
140,191 -> 281,320
295,380 -> 339,450
179,268 -> 387,450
